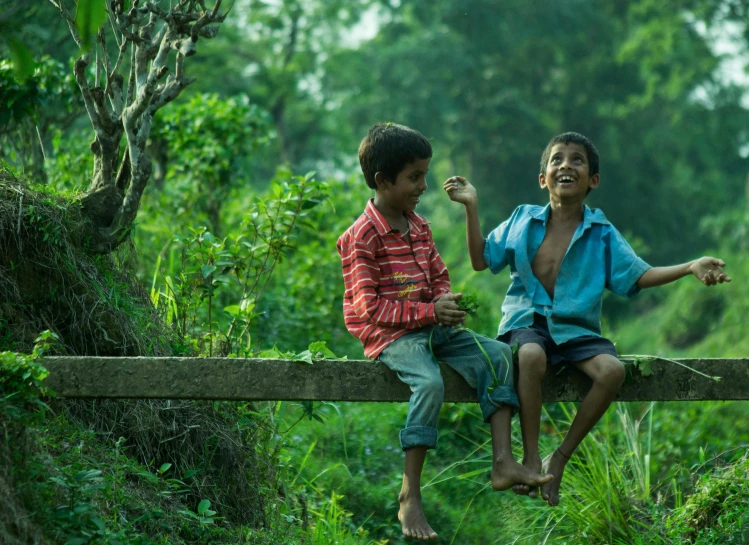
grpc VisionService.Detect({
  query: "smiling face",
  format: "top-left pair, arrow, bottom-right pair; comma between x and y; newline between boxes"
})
539,142 -> 600,203
374,157 -> 430,217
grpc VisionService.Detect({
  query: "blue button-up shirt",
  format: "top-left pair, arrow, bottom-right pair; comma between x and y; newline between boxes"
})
483,204 -> 651,344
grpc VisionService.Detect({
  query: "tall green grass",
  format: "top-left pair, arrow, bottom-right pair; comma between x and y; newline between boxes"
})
495,402 -> 671,545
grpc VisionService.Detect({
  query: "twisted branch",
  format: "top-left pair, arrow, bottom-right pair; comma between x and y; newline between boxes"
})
50,0 -> 229,252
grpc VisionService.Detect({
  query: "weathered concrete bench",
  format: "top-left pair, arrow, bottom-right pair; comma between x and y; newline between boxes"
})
43,357 -> 749,402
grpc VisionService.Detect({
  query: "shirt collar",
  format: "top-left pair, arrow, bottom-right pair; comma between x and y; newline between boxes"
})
530,203 -> 610,227
364,199 -> 428,235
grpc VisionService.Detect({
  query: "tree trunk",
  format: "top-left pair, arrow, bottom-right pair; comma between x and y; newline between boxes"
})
49,0 -> 228,253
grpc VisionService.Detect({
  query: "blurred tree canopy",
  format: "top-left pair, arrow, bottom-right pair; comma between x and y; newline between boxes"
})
320,0 -> 749,262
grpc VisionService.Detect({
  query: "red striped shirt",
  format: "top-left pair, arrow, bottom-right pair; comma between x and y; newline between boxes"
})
337,199 -> 451,358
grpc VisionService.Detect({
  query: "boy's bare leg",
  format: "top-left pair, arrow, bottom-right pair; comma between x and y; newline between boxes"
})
490,405 -> 554,491
399,447 -> 438,540
512,343 -> 547,497
541,354 -> 625,506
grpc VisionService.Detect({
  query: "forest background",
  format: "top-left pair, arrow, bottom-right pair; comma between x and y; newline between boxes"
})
2,0 -> 749,543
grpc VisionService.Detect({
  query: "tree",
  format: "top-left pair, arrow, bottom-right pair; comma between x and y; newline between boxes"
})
48,0 -> 229,253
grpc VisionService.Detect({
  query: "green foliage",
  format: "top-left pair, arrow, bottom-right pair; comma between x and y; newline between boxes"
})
150,170 -> 328,356
666,454 -> 749,544
148,93 -> 273,235
8,39 -> 36,81
456,293 -> 480,315
0,330 -> 57,414
257,341 -> 344,365
610,247 -> 749,358
0,56 -> 82,184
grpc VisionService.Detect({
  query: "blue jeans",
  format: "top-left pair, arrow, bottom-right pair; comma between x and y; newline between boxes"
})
378,325 -> 519,450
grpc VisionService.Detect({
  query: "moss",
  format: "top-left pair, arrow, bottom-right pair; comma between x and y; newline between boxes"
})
0,165 -> 174,356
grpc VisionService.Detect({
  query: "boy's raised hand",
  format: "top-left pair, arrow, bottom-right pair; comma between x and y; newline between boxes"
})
443,176 -> 477,207
434,293 -> 466,326
690,257 -> 732,286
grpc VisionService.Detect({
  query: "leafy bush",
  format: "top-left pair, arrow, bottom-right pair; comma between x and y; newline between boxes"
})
150,170 -> 328,356
666,454 -> 749,544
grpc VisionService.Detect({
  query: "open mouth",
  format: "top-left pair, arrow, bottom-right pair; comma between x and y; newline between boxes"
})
556,175 -> 576,185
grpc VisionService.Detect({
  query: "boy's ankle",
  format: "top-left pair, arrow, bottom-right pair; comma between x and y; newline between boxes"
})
554,447 -> 572,460
522,452 -> 542,465
399,490 -> 422,503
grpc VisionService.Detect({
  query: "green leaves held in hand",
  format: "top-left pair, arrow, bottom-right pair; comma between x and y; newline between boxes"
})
457,293 -> 480,315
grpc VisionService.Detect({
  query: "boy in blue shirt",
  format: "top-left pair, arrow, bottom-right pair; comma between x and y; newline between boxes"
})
444,132 -> 731,507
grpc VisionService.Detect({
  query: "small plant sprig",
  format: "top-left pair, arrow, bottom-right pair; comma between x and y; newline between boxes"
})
430,293 -> 510,394
622,354 -> 722,382
457,293 -> 480,316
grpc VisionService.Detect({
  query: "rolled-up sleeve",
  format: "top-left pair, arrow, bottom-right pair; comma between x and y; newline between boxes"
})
604,225 -> 651,297
484,218 -> 512,274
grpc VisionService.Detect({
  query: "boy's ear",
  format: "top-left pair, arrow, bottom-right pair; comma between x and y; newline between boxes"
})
374,171 -> 392,189
538,173 -> 548,189
589,173 -> 601,190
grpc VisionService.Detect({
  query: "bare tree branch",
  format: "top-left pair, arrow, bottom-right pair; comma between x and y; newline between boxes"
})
52,0 -> 231,253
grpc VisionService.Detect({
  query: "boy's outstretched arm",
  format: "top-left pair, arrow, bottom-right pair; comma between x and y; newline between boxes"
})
636,256 -> 732,289
443,176 -> 488,271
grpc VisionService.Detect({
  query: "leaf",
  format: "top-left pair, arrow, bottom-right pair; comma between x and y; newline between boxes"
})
637,357 -> 654,377
74,469 -> 102,482
200,265 -> 217,278
159,463 -> 172,474
293,350 -> 314,365
308,341 -> 337,359
256,347 -> 288,359
9,39 -> 36,82
75,0 -> 108,52
197,499 -> 211,516
457,293 -> 480,315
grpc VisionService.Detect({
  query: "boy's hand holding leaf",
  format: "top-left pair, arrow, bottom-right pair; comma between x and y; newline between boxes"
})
434,293 -> 466,326
456,293 -> 480,316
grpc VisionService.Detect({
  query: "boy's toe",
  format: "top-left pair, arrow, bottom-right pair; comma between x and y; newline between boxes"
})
512,483 -> 530,495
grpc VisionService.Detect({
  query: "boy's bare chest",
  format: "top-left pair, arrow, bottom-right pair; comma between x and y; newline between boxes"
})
530,224 -> 578,298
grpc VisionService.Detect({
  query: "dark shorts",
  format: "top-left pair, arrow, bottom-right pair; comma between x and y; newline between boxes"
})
498,314 -> 618,366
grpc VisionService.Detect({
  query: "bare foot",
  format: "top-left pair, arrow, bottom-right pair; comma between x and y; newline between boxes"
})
541,449 -> 570,506
398,494 -> 438,540
491,454 -> 554,491
512,455 -> 543,498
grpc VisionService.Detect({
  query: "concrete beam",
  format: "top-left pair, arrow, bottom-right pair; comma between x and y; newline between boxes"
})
42,357 -> 749,402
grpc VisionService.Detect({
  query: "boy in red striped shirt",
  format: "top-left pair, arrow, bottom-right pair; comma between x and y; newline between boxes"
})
337,123 -> 552,540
